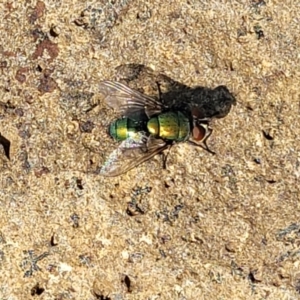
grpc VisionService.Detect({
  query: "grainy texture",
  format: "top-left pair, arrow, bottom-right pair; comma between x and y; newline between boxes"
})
0,0 -> 299,299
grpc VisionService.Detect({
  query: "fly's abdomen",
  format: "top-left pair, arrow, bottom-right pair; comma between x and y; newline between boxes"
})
109,118 -> 143,141
147,112 -> 190,142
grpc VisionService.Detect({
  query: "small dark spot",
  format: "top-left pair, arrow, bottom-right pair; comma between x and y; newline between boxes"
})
50,234 -> 58,246
30,283 -> 45,296
76,178 -> 84,190
49,26 -> 59,37
0,134 -> 10,159
93,293 -> 111,300
266,179 -> 276,184
254,25 -> 264,39
262,130 -> 273,140
164,178 -> 174,188
36,65 -> 43,72
122,275 -> 132,293
253,158 -> 261,164
248,272 -> 257,283
31,283 -> 45,296
248,270 -> 262,283
257,30 -> 264,39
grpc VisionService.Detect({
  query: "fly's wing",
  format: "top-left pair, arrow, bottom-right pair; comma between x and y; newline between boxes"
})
99,81 -> 163,118
100,132 -> 168,177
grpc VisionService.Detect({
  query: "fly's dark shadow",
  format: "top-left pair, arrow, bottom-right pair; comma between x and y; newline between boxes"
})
115,63 -> 236,120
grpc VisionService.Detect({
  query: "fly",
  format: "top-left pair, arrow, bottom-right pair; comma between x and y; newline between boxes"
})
99,81 -> 214,176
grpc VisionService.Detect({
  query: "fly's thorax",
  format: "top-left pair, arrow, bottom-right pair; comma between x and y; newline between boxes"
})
109,118 -> 142,141
147,111 -> 190,142
147,117 -> 159,136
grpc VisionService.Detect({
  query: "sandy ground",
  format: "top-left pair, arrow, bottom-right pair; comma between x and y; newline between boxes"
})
0,0 -> 300,299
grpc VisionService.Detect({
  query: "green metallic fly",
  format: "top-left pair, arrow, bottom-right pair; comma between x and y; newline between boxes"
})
99,81 -> 214,177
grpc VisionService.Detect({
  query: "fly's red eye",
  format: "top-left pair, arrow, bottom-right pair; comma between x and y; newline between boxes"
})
192,125 -> 206,141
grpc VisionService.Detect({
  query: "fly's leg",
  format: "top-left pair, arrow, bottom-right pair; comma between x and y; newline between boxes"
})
188,128 -> 215,155
188,140 -> 215,155
202,127 -> 215,154
156,81 -> 163,102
